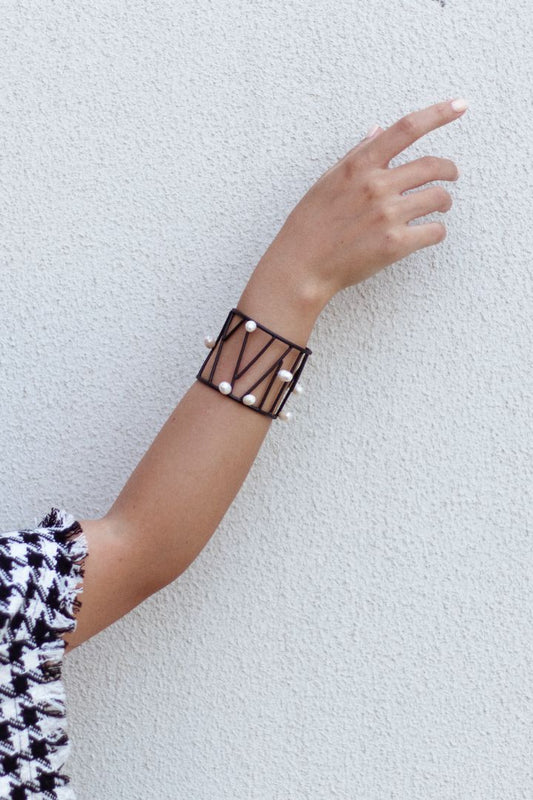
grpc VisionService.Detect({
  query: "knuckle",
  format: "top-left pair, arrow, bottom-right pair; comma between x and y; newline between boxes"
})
340,156 -> 356,182
398,113 -> 418,137
375,200 -> 396,224
382,228 -> 404,253
371,172 -> 388,197
340,151 -> 366,182
359,175 -> 373,196
361,171 -> 387,200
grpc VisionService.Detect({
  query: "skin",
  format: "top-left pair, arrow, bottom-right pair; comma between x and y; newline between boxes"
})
64,98 -> 466,653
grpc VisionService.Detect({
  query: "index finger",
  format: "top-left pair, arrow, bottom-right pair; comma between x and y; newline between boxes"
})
365,98 -> 468,167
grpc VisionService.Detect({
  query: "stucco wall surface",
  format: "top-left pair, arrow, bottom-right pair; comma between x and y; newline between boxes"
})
1,1 -> 531,798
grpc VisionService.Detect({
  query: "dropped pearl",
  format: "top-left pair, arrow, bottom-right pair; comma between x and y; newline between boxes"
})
243,394 -> 256,406
278,410 -> 293,422
218,381 -> 232,395
204,335 -> 216,349
245,319 -> 257,332
293,383 -> 304,396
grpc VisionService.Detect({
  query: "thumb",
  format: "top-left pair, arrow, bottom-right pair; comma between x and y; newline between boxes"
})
343,124 -> 384,162
364,123 -> 382,141
322,124 -> 384,179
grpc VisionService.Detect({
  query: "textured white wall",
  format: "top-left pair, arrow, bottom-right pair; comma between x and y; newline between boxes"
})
1,1 -> 532,797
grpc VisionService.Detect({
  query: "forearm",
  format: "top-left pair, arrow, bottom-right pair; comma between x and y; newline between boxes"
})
104,258 -> 330,594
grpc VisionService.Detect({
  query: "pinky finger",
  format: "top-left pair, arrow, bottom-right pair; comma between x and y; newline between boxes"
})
406,220 -> 447,252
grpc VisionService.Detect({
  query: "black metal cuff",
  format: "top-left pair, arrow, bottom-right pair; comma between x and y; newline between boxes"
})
196,307 -> 312,420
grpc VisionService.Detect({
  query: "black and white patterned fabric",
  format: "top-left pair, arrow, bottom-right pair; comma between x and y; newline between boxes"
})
0,507 -> 88,799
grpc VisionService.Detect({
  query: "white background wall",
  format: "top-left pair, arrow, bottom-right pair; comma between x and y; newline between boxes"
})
1,1 -> 532,798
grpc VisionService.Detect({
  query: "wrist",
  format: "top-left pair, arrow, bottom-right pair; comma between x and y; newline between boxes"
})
237,257 -> 331,349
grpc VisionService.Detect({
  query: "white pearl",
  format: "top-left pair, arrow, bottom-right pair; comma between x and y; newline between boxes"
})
204,335 -> 216,349
245,320 -> 257,332
218,381 -> 232,395
242,394 -> 256,406
278,410 -> 293,422
277,369 -> 293,383
293,383 -> 304,396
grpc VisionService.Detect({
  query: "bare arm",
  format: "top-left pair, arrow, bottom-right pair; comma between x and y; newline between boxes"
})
65,262 -> 329,652
63,98 -> 467,652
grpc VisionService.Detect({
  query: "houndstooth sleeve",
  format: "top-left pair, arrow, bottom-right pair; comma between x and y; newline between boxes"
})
0,507 -> 89,800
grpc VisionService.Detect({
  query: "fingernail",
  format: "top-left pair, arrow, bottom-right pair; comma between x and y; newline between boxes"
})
365,123 -> 380,139
450,97 -> 468,112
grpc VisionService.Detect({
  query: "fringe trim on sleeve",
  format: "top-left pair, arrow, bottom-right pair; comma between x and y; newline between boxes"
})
24,506 -> 89,799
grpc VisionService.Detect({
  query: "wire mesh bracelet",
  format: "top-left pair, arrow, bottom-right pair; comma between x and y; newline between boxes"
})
196,307 -> 312,420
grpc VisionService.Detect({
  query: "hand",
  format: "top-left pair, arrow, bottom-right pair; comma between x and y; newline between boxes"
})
257,98 -> 467,301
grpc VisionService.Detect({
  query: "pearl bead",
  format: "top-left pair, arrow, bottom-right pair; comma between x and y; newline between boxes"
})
218,381 -> 232,395
293,383 -> 304,396
245,320 -> 257,333
278,410 -> 293,422
277,369 -> 293,383
204,335 -> 216,349
242,394 -> 256,406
